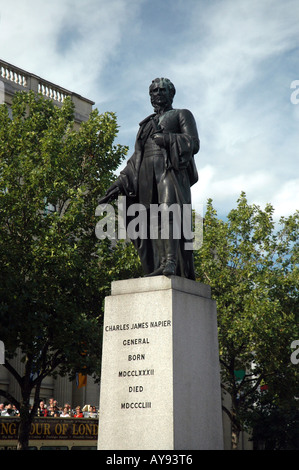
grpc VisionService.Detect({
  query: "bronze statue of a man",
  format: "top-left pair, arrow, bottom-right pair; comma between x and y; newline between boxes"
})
100,78 -> 200,279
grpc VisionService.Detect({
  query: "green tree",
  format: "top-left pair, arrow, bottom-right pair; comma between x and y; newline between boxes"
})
195,193 -> 299,449
249,389 -> 299,449
0,91 -> 140,449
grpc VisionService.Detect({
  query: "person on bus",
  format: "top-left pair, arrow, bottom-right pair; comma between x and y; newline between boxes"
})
74,406 -> 83,418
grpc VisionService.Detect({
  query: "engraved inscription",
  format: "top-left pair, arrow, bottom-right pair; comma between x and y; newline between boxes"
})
123,338 -> 149,346
104,318 -> 172,410
128,354 -> 145,361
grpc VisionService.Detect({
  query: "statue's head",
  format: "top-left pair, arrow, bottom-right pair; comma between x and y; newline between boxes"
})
149,78 -> 176,112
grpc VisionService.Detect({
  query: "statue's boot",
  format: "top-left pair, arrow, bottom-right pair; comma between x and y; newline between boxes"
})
145,263 -> 165,277
162,238 -> 178,276
145,238 -> 166,277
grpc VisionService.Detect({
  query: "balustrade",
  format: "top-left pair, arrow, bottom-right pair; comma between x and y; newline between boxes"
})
0,62 -> 27,87
38,81 -> 69,103
0,59 -> 93,120
0,60 -> 69,103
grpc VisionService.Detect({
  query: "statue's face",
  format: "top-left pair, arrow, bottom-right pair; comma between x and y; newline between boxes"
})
150,79 -> 173,110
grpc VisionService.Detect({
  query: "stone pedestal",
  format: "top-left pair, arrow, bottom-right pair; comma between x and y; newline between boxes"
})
97,276 -> 223,450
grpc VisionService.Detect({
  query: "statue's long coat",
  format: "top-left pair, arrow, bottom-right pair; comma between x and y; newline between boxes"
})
117,108 -> 200,279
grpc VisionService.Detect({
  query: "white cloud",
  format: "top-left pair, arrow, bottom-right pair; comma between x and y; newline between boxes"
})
272,179 -> 299,219
168,0 -> 299,217
193,166 -> 277,206
0,0 -> 142,98
0,0 -> 298,218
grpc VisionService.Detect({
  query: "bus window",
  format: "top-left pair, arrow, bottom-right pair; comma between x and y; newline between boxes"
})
71,446 -> 97,450
40,446 -> 69,450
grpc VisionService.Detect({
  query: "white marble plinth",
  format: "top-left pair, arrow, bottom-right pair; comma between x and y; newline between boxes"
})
97,276 -> 223,450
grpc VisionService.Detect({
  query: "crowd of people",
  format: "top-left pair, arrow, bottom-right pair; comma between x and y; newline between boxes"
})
0,398 -> 98,418
36,398 -> 98,418
0,403 -> 19,417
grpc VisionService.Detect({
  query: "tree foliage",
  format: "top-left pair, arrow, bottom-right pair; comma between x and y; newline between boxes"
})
0,91 -> 141,448
195,192 -> 299,449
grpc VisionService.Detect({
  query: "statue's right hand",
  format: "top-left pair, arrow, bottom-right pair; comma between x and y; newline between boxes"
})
98,182 -> 120,205
103,181 -> 121,198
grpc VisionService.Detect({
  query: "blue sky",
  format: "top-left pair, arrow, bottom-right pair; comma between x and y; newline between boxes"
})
1,0 -> 298,220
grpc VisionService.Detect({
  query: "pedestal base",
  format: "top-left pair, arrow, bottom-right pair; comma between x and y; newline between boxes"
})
97,276 -> 223,450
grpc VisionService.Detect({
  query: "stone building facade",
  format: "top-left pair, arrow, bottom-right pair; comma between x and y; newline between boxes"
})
0,59 -> 94,127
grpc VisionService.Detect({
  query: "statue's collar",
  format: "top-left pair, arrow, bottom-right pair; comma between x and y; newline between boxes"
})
139,113 -> 155,126
154,105 -> 173,116
139,107 -> 173,126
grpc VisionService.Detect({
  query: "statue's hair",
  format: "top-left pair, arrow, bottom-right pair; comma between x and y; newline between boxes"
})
149,78 -> 176,99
